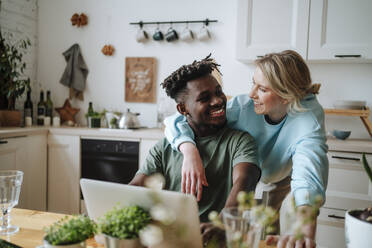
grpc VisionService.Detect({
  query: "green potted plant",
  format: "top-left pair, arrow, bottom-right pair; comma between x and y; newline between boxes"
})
43,215 -> 96,248
98,205 -> 151,248
0,2 -> 31,126
85,111 -> 105,128
345,154 -> 372,247
105,111 -> 122,129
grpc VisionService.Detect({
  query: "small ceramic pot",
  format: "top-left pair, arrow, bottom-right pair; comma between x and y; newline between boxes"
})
43,239 -> 85,248
345,209 -> 372,248
88,117 -> 101,128
103,234 -> 144,248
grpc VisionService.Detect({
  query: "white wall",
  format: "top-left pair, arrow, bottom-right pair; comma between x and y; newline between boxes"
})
33,0 -> 372,139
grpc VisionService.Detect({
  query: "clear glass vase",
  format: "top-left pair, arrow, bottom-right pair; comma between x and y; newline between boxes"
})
222,207 -> 262,248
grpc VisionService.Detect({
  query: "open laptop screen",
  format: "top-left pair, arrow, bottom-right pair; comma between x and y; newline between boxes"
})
80,178 -> 203,248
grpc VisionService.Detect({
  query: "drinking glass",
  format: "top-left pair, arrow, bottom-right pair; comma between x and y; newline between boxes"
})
222,207 -> 262,248
0,170 -> 23,235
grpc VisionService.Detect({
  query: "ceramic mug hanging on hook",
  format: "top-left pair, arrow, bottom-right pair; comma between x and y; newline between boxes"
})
165,24 -> 178,42
197,23 -> 210,41
136,25 -> 148,43
153,23 -> 164,41
180,22 -> 194,42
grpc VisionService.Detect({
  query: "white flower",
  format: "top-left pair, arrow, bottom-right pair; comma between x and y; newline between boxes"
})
150,204 -> 176,225
144,173 -> 165,190
208,211 -> 219,221
139,224 -> 163,247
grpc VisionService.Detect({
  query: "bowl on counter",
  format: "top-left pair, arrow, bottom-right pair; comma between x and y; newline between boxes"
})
332,129 -> 351,140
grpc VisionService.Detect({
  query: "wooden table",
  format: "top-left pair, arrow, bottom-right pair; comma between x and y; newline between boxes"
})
0,209 -> 102,248
0,209 -> 273,248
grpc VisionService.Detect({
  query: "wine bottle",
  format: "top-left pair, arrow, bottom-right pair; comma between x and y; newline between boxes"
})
24,89 -> 33,125
87,102 -> 94,128
37,91 -> 45,126
88,102 -> 94,116
45,90 -> 53,118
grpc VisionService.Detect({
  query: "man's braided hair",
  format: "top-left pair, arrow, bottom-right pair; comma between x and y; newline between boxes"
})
161,54 -> 221,103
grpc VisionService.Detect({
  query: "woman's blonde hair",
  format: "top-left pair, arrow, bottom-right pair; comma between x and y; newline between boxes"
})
255,50 -> 320,113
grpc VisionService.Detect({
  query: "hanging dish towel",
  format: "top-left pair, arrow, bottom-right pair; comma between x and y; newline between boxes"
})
60,43 -> 89,100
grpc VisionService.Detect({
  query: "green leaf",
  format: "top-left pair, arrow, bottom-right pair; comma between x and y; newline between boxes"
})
362,153 -> 372,183
0,31 -> 31,109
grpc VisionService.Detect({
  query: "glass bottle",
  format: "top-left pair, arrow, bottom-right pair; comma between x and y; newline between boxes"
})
87,102 -> 94,128
45,90 -> 53,119
88,102 -> 94,116
24,89 -> 33,125
37,91 -> 45,126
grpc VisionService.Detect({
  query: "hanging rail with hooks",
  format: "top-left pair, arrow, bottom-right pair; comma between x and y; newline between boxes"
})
129,18 -> 218,27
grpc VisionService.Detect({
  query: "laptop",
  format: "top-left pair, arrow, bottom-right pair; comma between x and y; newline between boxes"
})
80,178 -> 203,248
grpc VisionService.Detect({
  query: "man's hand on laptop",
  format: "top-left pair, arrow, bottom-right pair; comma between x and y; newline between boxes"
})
180,143 -> 208,201
200,222 -> 226,248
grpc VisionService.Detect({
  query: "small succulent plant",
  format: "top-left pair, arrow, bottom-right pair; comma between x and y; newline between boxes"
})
98,205 -> 151,240
44,215 -> 96,245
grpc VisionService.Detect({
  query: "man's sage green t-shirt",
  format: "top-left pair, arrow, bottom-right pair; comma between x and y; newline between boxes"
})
137,127 -> 258,222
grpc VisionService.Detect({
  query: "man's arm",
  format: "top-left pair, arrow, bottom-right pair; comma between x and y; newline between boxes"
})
129,173 -> 149,187
224,162 -> 261,208
201,162 -> 260,246
129,139 -> 164,187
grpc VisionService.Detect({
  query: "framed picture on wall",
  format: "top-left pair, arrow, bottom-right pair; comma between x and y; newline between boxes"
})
125,57 -> 157,103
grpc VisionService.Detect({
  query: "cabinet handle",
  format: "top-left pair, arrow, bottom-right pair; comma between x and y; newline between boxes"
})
331,155 -> 360,161
2,135 -> 27,139
328,214 -> 345,219
334,54 -> 361,58
0,140 -> 8,144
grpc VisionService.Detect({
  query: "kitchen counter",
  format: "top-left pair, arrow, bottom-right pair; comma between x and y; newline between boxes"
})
1,126 -> 372,152
0,126 -> 164,140
327,137 -> 372,153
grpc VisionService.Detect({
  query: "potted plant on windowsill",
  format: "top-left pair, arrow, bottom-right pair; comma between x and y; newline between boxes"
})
0,2 -> 31,126
97,205 -> 151,248
345,154 -> 372,248
43,215 -> 96,248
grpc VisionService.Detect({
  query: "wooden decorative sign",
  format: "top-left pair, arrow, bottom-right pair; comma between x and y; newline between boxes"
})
125,57 -> 157,103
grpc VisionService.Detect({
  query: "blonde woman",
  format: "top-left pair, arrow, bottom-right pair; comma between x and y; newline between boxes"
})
164,50 -> 328,247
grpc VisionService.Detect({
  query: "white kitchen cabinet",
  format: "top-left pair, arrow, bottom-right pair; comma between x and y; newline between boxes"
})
316,208 -> 346,248
0,135 -> 47,211
139,138 -> 160,168
47,134 -> 80,214
315,139 -> 372,248
236,0 -> 372,62
236,0 -> 310,62
308,0 -> 372,61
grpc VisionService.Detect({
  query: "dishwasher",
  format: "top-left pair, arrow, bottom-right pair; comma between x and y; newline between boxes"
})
81,138 -> 139,186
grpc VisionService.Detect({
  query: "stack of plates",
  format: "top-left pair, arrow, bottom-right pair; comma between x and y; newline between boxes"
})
333,100 -> 366,110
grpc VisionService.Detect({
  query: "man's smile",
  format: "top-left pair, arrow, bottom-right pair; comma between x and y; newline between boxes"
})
209,107 -> 225,118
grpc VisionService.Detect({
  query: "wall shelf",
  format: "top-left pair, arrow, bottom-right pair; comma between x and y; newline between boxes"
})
324,107 -> 372,138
